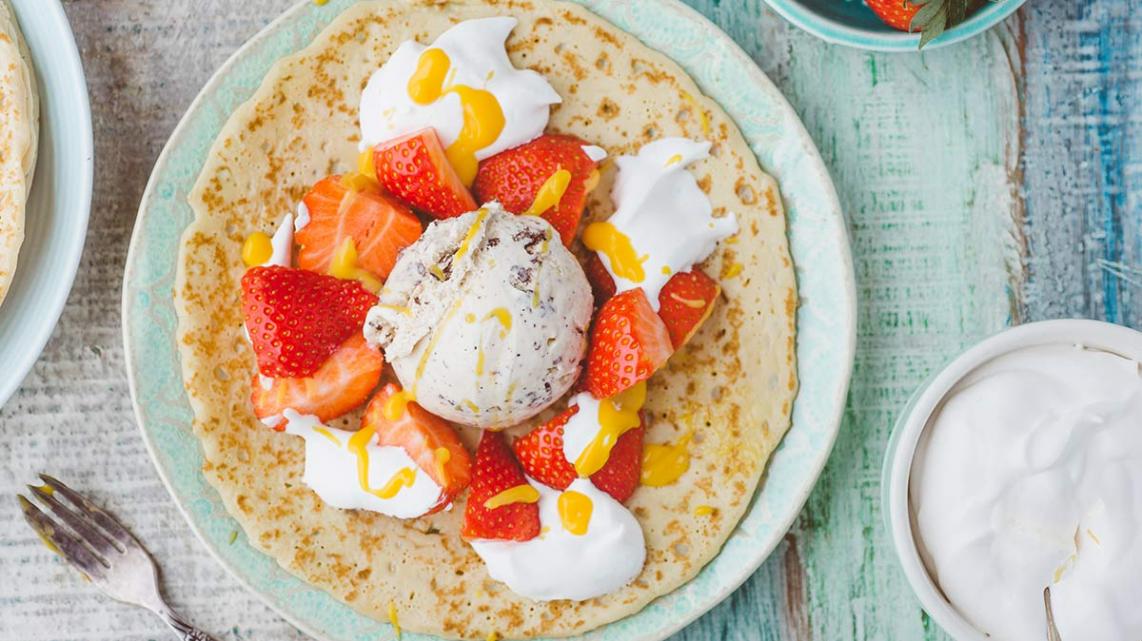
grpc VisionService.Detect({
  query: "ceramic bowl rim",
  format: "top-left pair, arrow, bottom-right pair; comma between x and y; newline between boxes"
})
882,319 -> 1142,640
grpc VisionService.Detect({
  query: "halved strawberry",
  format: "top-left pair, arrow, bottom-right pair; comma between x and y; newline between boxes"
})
362,384 -> 472,513
242,266 -> 377,378
462,432 -> 540,542
512,407 -> 579,491
586,289 -> 674,398
374,129 -> 477,219
589,420 -> 644,503
252,335 -> 383,424
584,254 -> 617,307
472,135 -> 600,246
514,405 -> 646,503
657,269 -> 721,349
296,176 -> 423,280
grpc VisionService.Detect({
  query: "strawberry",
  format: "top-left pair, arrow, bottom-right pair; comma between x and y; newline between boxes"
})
514,405 -> 645,503
374,129 -> 477,219
657,269 -> 721,349
462,431 -> 540,542
362,384 -> 472,513
252,335 -> 383,424
866,0 -> 976,47
472,135 -> 600,246
241,266 -> 377,378
586,289 -> 673,398
588,420 -> 644,503
584,254 -> 617,307
297,176 -> 422,279
512,407 -> 579,491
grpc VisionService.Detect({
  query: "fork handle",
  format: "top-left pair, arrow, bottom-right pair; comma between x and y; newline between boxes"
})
159,609 -> 221,641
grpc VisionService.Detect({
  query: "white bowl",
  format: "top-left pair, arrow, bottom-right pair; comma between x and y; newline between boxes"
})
881,319 -> 1142,640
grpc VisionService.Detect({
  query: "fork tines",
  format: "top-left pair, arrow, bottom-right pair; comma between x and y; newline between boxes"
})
17,474 -> 141,583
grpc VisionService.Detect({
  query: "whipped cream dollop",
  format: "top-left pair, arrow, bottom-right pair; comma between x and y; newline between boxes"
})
359,17 -> 560,156
469,478 -> 645,601
911,344 -> 1142,641
282,410 -> 445,519
589,137 -> 737,310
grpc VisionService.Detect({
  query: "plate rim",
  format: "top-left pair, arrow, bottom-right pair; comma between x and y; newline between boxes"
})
0,0 -> 94,408
123,1 -> 855,639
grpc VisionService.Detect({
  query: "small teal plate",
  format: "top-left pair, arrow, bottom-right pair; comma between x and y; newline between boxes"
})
764,0 -> 1026,52
124,1 -> 855,640
0,0 -> 93,408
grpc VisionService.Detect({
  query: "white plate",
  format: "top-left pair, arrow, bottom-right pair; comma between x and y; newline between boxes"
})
0,0 -> 93,408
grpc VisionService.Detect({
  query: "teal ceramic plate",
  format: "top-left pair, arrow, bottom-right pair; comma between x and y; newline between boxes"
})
123,1 -> 855,639
764,0 -> 1026,52
0,0 -> 93,408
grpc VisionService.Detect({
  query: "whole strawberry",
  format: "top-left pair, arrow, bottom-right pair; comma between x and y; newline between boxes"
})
473,134 -> 601,247
866,0 -> 978,47
241,266 -> 377,378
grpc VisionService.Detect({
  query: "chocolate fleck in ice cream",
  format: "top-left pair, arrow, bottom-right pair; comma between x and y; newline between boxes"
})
365,203 -> 592,429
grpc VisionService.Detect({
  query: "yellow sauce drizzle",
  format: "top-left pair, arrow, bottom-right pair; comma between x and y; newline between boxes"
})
694,504 -> 716,517
682,91 -> 711,137
484,484 -> 541,510
462,399 -> 480,414
465,313 -> 477,323
375,467 -> 417,499
454,208 -> 489,263
483,308 -> 512,337
524,169 -> 572,216
242,232 -> 273,267
661,265 -> 673,276
670,292 -> 709,309
329,237 -> 382,292
665,153 -> 683,167
408,49 -> 504,186
486,632 -> 500,641
582,222 -> 646,284
378,304 -> 413,316
434,447 -> 452,480
721,262 -> 744,280
574,382 -> 647,477
641,431 -> 694,487
340,172 -> 376,192
429,263 -> 447,280
388,602 -> 402,640
475,345 -> 486,376
313,427 -> 342,446
357,146 -> 377,181
383,389 -> 416,421
348,423 -> 416,500
557,490 -> 593,536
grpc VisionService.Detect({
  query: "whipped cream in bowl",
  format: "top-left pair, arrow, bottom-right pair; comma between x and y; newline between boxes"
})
884,320 -> 1142,641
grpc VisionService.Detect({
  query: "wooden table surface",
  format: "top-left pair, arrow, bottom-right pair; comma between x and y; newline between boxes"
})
2,1 -> 1139,640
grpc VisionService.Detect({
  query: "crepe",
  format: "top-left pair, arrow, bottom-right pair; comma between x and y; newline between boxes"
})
0,0 -> 38,309
176,1 -> 797,638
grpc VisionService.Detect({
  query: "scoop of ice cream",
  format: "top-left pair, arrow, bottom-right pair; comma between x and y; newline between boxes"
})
365,205 -> 592,429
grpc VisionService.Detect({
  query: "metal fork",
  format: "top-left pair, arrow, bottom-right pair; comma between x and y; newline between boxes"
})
18,474 -> 219,641
1044,587 -> 1063,641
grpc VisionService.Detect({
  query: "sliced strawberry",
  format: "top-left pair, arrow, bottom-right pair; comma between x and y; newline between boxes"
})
296,176 -> 422,280
514,404 -> 646,503
586,289 -> 674,398
462,432 -> 540,542
589,420 -> 644,503
513,407 -> 579,491
584,254 -> 617,307
472,134 -> 600,246
242,266 -> 377,378
374,129 -> 477,219
252,335 -> 383,424
362,384 -> 472,513
657,269 -> 721,349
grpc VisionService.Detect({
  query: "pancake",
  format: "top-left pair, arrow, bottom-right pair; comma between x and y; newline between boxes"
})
175,1 -> 797,638
0,0 -> 38,309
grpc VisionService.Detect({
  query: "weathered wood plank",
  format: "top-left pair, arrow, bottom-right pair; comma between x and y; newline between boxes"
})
1018,0 -> 1142,327
677,2 -> 1023,640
